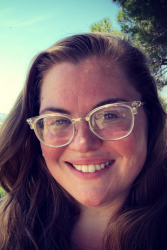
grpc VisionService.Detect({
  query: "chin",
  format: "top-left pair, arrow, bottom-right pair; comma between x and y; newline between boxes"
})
72,188 -> 129,209
74,193 -> 112,208
78,199 -> 107,208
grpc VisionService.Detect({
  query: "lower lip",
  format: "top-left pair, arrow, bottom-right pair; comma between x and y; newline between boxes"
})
66,161 -> 115,180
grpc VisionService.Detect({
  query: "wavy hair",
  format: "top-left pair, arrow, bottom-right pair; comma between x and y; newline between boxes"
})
0,33 -> 166,250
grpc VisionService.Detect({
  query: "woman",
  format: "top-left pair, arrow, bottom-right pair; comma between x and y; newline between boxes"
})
0,33 -> 166,250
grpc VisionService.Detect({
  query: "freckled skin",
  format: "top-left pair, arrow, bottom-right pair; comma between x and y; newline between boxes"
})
40,57 -> 148,208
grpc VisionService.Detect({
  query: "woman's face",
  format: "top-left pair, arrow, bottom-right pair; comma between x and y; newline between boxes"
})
40,56 -> 148,208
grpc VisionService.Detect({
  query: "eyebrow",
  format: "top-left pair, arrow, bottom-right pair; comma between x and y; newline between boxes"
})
40,107 -> 70,115
40,98 -> 128,115
93,98 -> 128,109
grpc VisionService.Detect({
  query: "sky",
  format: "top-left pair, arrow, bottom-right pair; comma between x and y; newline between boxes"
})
0,0 -> 166,114
0,0 -> 120,114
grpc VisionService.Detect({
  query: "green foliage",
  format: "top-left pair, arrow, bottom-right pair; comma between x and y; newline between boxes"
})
112,0 -> 167,88
90,17 -> 112,33
0,186 -> 6,198
160,96 -> 167,114
90,17 -> 125,38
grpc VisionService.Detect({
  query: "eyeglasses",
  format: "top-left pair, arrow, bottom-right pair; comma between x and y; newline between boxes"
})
27,101 -> 144,148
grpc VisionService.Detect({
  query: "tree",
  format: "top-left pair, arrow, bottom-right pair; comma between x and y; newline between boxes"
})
90,17 -> 124,38
112,0 -> 167,88
160,96 -> 167,114
90,17 -> 112,33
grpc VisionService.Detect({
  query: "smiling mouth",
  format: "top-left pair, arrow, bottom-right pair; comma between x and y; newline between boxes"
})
69,160 -> 114,173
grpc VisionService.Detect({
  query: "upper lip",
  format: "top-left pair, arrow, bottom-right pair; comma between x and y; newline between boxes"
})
65,157 -> 114,165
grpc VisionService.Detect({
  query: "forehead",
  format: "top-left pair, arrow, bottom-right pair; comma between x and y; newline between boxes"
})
40,57 -> 141,114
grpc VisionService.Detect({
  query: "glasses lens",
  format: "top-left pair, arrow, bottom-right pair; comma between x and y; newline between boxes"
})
90,105 -> 133,140
35,115 -> 74,147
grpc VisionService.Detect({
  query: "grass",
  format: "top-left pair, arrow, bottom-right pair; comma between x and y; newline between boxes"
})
0,186 -> 6,198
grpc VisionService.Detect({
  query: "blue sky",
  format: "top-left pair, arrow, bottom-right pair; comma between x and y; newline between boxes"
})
0,0 -> 166,113
0,0 -> 121,113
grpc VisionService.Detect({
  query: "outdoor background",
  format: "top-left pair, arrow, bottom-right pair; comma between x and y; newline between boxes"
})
0,0 -> 120,115
0,0 -> 167,197
0,0 -> 167,117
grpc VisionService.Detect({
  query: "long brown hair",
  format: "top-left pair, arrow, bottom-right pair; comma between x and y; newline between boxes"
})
0,33 -> 166,250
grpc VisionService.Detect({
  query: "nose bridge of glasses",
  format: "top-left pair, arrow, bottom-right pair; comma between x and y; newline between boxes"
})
73,116 -> 90,124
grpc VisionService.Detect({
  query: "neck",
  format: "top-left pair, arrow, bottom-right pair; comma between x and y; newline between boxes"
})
71,203 -> 121,250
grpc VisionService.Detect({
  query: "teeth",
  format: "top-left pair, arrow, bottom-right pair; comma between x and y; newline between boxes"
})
88,165 -> 96,173
72,160 -> 112,173
101,163 -> 105,169
95,165 -> 101,170
82,165 -> 88,172
105,161 -> 109,166
75,165 -> 82,171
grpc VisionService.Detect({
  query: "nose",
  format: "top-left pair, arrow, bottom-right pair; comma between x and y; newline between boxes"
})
69,120 -> 102,153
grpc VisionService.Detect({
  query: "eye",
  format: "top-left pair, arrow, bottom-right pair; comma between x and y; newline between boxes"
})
53,118 -> 71,125
44,117 -> 72,132
104,113 -> 119,119
94,111 -> 119,120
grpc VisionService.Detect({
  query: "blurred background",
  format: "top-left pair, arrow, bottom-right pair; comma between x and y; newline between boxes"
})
0,0 -> 166,120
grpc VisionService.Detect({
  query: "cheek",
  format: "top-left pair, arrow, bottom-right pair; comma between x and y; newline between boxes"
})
112,137 -> 146,164
127,112 -> 148,163
41,144 -> 64,165
124,136 -> 146,165
41,145 -> 67,185
115,124 -> 148,173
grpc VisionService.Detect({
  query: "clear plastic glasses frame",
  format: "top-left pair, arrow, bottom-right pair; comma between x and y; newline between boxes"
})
27,101 -> 144,148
